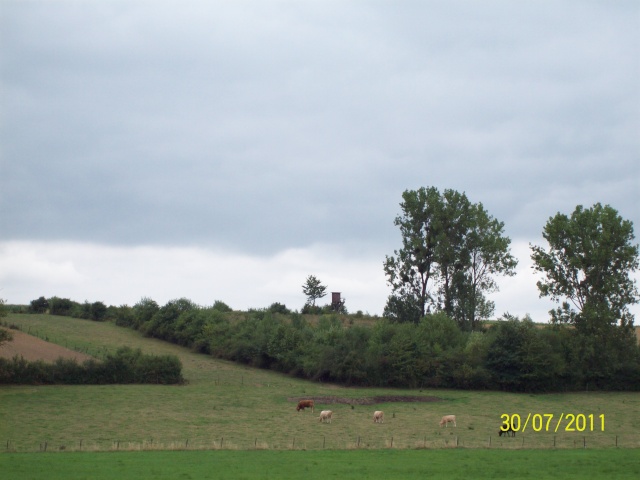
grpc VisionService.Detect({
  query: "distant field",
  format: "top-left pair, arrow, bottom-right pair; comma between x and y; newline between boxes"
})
1,313 -> 639,455
0,327 -> 94,363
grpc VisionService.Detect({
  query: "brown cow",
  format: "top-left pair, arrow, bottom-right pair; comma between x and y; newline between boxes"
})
373,411 -> 384,423
439,415 -> 456,427
319,410 -> 333,423
296,399 -> 314,412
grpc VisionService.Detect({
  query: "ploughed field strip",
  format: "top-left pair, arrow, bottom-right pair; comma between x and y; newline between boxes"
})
0,328 -> 94,363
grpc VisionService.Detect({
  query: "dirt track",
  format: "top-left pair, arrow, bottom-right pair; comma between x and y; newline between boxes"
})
0,328 -> 94,363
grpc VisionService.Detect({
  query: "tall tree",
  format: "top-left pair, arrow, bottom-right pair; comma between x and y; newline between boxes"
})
302,275 -> 327,307
384,187 -> 517,329
448,202 -> 518,330
530,203 -> 639,335
384,187 -> 441,321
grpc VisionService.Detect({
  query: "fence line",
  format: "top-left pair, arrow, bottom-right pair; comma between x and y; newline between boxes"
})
6,434 -> 640,453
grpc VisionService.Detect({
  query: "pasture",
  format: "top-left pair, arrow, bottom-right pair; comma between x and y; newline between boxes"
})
4,449 -> 640,479
1,314 -> 639,456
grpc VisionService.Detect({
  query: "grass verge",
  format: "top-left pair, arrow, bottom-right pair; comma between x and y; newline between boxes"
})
3,449 -> 640,480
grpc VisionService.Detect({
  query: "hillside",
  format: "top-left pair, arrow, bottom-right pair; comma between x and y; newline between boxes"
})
1,313 -> 639,453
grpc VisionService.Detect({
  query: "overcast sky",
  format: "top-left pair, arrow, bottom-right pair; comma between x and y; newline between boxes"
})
1,1 -> 638,320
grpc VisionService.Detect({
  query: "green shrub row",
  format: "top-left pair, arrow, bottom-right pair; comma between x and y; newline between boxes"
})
0,347 -> 184,385
107,298 -> 640,392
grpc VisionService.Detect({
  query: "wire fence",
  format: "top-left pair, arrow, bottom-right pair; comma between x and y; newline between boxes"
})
5,434 -> 640,453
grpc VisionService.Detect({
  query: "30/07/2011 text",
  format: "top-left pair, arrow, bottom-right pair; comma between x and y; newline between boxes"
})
500,413 -> 605,433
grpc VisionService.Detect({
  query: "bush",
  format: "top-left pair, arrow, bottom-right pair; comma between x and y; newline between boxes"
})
49,297 -> 76,316
268,302 -> 290,314
29,296 -> 49,314
212,300 -> 232,313
0,348 -> 184,385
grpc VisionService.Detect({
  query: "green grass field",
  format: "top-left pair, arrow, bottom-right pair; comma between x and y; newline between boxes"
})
3,449 -> 640,480
1,313 -> 639,477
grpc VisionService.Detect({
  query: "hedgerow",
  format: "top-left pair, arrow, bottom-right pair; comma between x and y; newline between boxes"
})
0,347 -> 184,385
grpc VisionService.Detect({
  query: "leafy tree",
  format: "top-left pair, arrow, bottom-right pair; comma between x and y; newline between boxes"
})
90,301 -> 108,321
212,300 -> 232,312
384,187 -> 517,329
438,198 -> 517,330
302,275 -> 327,307
132,297 -> 160,329
29,296 -> 49,314
384,187 -> 441,320
530,203 -> 639,335
48,297 -> 75,316
268,302 -> 291,314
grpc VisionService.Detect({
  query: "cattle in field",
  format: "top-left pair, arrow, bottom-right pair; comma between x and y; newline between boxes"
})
296,399 -> 314,412
439,415 -> 456,427
499,423 -> 515,437
319,410 -> 333,423
373,411 -> 384,423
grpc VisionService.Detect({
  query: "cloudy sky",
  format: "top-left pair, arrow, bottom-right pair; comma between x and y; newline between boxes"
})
1,1 -> 638,320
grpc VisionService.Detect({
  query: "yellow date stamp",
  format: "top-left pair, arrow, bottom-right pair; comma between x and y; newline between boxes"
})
500,413 -> 605,433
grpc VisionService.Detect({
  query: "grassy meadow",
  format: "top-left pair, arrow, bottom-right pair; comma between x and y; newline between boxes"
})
1,313 -> 640,455
4,449 -> 640,480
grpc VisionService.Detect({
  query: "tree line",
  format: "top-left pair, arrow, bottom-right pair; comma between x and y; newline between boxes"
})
11,187 -> 640,391
95,297 -> 637,392
383,188 -> 638,339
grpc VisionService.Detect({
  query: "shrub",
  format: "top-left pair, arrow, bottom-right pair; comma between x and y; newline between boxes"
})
0,348 -> 184,385
29,296 -> 49,314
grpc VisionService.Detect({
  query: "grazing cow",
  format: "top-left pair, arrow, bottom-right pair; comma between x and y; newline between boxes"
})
296,399 -> 314,412
439,415 -> 457,428
319,410 -> 333,423
499,423 -> 515,437
373,411 -> 384,423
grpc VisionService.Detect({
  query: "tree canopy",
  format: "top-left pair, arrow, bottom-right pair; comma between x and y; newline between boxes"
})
530,203 -> 639,334
302,275 -> 327,307
384,187 -> 517,329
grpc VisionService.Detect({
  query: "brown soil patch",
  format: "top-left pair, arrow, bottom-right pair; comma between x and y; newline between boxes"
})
289,395 -> 442,405
0,328 -> 94,363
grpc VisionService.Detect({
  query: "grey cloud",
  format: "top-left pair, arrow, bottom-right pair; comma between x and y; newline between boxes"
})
2,1 -> 638,256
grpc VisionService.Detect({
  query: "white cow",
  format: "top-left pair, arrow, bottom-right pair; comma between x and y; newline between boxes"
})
319,410 -> 333,423
439,415 -> 456,427
373,411 -> 384,423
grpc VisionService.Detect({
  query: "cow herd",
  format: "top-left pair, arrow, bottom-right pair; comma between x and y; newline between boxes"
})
296,400 -> 470,430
